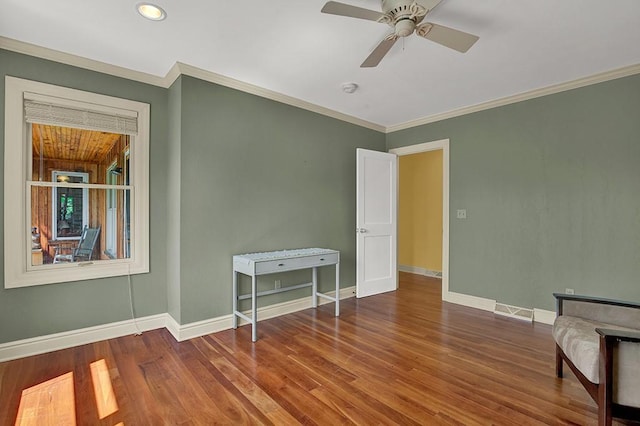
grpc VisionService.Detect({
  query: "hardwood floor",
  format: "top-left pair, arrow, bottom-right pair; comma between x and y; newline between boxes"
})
1,272 -> 636,425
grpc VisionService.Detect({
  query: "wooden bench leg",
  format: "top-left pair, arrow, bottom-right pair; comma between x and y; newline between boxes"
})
598,334 -> 613,426
555,344 -> 563,378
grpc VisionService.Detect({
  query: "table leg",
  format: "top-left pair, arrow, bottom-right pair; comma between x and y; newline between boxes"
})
335,262 -> 340,317
251,274 -> 257,342
232,270 -> 238,329
312,267 -> 318,308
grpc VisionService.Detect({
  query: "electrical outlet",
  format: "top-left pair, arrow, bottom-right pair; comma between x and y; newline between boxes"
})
565,288 -> 575,295
456,209 -> 467,219
275,280 -> 281,289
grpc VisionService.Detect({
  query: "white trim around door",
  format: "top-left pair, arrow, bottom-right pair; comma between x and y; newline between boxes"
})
389,139 -> 450,300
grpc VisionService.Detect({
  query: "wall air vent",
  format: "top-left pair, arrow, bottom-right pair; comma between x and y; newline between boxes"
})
494,302 -> 534,322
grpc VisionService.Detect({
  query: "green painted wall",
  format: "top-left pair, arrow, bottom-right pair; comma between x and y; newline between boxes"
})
175,76 -> 385,324
166,76 -> 182,323
387,74 -> 640,310
0,50 -> 385,340
5,45 -> 637,343
0,49 -> 169,343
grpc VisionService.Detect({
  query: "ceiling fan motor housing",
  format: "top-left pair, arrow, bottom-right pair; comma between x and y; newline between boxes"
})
381,0 -> 427,37
382,0 -> 427,22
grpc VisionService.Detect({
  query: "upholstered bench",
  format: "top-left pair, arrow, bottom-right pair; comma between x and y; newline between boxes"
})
552,293 -> 640,425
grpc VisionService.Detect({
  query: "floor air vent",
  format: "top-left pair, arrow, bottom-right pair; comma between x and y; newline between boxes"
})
494,302 -> 534,322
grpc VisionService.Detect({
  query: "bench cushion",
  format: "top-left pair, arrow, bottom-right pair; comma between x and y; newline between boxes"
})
553,315 -> 640,407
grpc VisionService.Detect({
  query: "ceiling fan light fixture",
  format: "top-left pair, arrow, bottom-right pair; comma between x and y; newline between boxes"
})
136,3 -> 166,21
395,19 -> 415,37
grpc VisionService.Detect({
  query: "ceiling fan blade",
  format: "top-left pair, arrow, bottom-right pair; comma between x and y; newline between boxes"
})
417,22 -> 479,53
421,0 -> 444,13
361,36 -> 398,68
321,1 -> 384,22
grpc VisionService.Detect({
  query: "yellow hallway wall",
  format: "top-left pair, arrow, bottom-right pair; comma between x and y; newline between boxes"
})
398,150 -> 443,272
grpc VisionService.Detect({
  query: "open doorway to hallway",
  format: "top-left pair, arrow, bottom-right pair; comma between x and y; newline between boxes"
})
390,139 -> 450,297
398,149 -> 443,278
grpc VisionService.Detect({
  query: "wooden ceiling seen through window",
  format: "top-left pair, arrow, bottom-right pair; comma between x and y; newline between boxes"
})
32,124 -> 123,163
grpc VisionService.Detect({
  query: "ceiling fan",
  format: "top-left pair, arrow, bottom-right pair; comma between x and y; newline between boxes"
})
321,0 -> 479,67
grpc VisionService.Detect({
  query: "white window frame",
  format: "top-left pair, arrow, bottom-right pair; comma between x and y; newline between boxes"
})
51,170 -> 89,240
105,162 -> 118,258
4,76 -> 150,288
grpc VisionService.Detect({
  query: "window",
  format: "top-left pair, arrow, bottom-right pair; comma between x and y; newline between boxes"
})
52,171 -> 89,240
4,76 -> 149,288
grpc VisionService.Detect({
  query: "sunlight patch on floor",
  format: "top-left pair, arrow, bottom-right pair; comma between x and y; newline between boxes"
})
90,359 -> 119,420
15,371 -> 76,426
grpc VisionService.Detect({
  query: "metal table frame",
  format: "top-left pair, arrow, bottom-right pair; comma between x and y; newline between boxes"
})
232,248 -> 340,342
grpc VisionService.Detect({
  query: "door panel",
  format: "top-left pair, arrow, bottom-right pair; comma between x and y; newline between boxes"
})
363,235 -> 392,281
356,148 -> 397,298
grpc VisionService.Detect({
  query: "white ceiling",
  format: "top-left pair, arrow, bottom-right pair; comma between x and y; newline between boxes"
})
1,0 -> 639,129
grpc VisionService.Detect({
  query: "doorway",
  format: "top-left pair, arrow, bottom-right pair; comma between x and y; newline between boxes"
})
390,139 -> 450,298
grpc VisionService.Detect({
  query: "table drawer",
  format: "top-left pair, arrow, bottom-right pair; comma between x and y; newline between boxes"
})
255,252 -> 339,275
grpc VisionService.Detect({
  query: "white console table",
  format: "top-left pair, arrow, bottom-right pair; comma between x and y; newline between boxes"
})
232,248 -> 340,342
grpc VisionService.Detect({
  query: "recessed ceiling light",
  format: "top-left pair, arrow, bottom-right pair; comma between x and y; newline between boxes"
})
136,3 -> 166,21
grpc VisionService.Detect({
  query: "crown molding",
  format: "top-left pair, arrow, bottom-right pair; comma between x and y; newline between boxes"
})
0,36 -> 168,87
386,63 -> 640,133
0,36 -> 384,132
173,62 -> 386,132
2,37 -> 638,135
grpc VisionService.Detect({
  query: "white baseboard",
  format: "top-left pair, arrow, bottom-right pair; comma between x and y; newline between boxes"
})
398,265 -> 442,278
165,314 -> 182,341
442,290 -> 556,326
533,308 -> 556,325
0,314 -> 167,363
0,287 -> 356,361
169,286 -> 355,342
442,290 -> 496,312
0,285 -> 554,362
166,312 -> 232,342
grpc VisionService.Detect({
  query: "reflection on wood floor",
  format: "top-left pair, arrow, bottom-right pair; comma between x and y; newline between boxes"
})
1,272 -> 633,425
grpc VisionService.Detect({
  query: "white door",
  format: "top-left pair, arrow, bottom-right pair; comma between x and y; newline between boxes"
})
356,148 -> 398,298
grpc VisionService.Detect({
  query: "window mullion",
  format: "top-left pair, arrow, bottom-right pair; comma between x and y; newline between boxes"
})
27,181 -> 133,190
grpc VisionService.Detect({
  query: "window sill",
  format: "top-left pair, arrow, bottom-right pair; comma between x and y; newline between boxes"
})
8,260 -> 148,289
